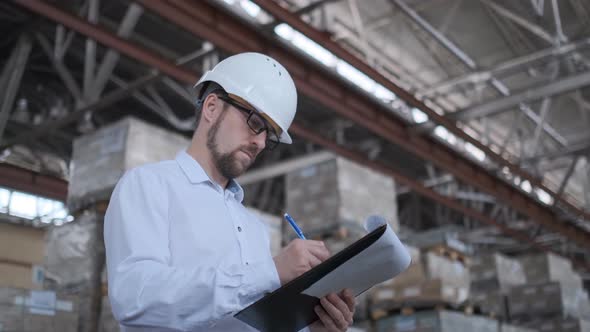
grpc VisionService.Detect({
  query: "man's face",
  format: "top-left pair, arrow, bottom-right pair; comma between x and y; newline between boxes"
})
206,99 -> 269,179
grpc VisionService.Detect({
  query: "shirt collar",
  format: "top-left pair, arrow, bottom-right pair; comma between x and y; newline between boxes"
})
175,150 -> 244,202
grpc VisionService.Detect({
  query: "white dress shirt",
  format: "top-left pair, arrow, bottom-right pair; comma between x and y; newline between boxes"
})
104,150 -> 289,331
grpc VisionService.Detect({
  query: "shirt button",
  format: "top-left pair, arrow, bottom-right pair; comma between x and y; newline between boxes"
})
246,262 -> 249,265
237,226 -> 242,232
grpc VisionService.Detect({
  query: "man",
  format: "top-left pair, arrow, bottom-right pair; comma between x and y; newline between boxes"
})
104,52 -> 356,331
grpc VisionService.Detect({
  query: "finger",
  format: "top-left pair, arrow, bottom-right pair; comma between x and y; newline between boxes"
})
295,239 -> 326,250
315,305 -> 339,332
340,289 -> 356,312
321,295 -> 350,330
327,293 -> 353,325
307,245 -> 331,262
304,240 -> 331,254
307,253 -> 323,268
305,240 -> 327,247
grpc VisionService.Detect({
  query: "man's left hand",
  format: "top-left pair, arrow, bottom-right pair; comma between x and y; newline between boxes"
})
309,289 -> 355,332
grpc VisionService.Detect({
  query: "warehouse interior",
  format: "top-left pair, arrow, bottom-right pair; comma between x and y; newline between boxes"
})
1,0 -> 590,331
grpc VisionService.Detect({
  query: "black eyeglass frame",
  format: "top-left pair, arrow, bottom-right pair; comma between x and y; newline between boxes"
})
218,94 -> 280,150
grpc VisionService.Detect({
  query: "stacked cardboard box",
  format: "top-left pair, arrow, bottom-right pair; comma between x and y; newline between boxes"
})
518,318 -> 590,332
0,287 -> 78,332
68,116 -> 190,210
0,223 -> 45,290
283,155 -> 399,324
469,292 -> 507,319
468,253 -> 526,318
374,310 -> 498,332
518,253 -> 581,287
404,227 -> 472,256
470,253 -> 526,292
372,279 -> 469,308
507,282 -> 590,319
285,156 -> 398,237
371,247 -> 470,308
43,210 -> 103,288
423,252 -> 470,287
507,253 -> 590,320
98,296 -> 119,332
0,287 -> 25,331
500,323 -> 537,332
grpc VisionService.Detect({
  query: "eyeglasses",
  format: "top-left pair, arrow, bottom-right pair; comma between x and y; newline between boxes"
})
218,95 -> 280,150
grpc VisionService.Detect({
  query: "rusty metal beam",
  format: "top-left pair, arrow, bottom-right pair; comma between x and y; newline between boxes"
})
14,0 -> 195,84
248,0 -> 590,224
12,0 -> 590,249
0,163 -> 67,201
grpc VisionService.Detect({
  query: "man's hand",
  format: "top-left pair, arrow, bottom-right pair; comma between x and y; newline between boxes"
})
273,239 -> 330,285
310,289 -> 356,332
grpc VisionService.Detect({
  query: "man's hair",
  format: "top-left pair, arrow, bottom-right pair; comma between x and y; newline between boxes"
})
195,82 -> 225,129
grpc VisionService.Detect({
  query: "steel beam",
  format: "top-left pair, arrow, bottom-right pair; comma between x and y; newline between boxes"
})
397,174 -> 455,195
452,70 -> 590,120
108,77 -> 195,131
522,140 -> 590,164
0,74 -> 157,149
392,0 -> 566,148
13,0 -> 590,247
1,41 -> 212,149
551,0 -> 566,43
161,77 -> 193,104
90,3 -> 143,101
237,151 -> 336,185
555,156 -> 580,198
264,0 -> 341,30
36,33 -> 83,101
295,0 -> 340,16
481,0 -> 557,44
347,0 -> 372,64
83,0 -> 99,100
391,0 -> 476,68
0,34 -> 32,142
15,1 -> 195,83
531,0 -> 544,16
0,163 -> 67,201
420,38 -> 590,96
529,97 -> 552,157
519,103 -> 567,146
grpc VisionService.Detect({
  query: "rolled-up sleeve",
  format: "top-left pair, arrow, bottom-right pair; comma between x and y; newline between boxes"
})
104,168 -> 280,330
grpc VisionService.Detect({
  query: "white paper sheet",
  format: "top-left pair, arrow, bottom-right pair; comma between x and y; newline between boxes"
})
302,215 -> 411,297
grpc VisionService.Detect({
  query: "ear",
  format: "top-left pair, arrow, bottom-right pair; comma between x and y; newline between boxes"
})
201,93 -> 222,124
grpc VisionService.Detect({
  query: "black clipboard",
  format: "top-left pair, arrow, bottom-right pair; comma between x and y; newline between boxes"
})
234,224 -> 387,332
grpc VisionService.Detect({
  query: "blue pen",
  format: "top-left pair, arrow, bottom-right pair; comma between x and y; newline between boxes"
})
283,213 -> 306,240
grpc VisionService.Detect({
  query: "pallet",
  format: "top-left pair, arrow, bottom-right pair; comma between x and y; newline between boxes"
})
427,244 -> 470,265
369,300 -> 478,320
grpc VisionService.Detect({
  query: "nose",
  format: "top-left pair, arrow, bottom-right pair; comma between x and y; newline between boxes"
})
251,130 -> 266,152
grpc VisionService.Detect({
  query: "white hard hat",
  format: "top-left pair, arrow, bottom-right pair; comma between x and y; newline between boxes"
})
194,52 -> 298,144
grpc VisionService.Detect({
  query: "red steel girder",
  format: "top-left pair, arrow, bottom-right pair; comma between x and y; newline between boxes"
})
12,0 -> 590,249
251,0 -> 590,223
0,163 -> 67,201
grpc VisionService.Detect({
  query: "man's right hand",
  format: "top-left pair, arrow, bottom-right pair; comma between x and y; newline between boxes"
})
273,239 -> 331,285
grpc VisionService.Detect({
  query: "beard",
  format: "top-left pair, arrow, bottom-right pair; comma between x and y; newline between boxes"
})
206,110 -> 258,179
